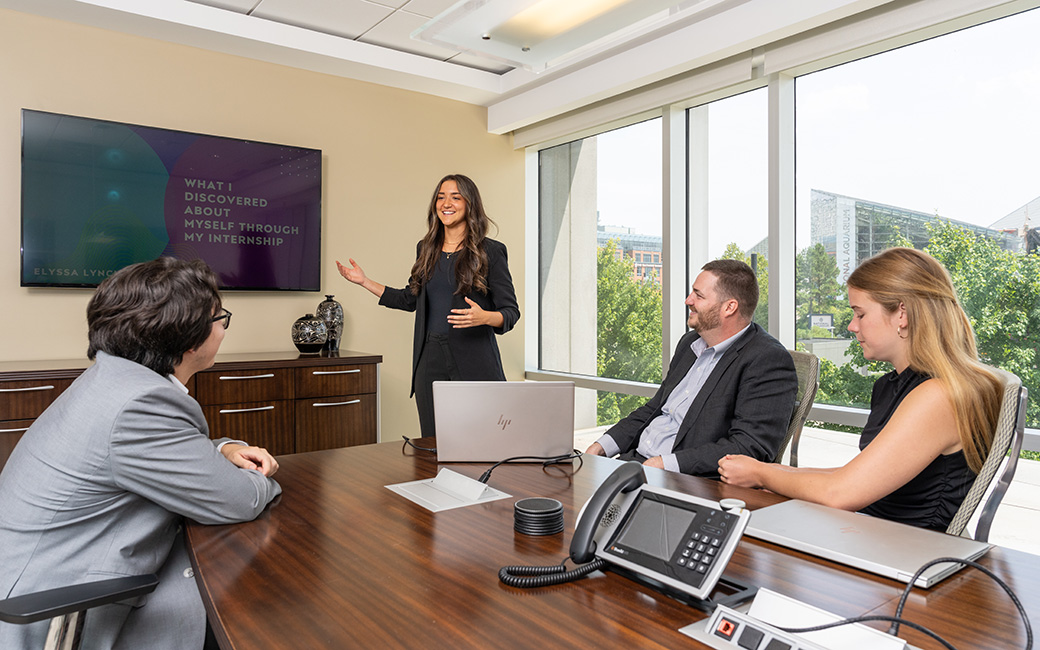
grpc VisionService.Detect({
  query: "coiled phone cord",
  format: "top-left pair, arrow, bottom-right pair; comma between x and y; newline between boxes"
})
499,557 -> 606,588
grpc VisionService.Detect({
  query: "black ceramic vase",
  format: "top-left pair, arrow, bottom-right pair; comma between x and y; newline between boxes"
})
291,313 -> 328,354
316,294 -> 343,352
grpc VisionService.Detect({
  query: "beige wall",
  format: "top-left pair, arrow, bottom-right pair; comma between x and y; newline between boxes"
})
0,9 -> 525,440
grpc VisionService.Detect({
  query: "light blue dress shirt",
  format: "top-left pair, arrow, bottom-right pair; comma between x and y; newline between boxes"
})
596,324 -> 751,472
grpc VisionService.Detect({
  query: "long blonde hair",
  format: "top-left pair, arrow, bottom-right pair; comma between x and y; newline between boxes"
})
847,247 -> 1001,473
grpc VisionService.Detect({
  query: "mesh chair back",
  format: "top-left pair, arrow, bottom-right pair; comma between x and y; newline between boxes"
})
774,350 -> 820,465
945,366 -> 1025,541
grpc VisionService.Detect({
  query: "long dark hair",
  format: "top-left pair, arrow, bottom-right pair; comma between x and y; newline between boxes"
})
87,257 -> 222,376
407,174 -> 494,296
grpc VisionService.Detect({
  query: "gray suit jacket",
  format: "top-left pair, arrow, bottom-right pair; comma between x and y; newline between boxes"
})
604,323 -> 798,475
0,351 -> 282,650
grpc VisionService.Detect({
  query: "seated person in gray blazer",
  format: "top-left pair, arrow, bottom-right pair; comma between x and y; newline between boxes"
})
587,259 -> 798,476
0,258 -> 282,650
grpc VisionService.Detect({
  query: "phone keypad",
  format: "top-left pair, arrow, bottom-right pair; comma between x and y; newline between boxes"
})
676,510 -> 735,577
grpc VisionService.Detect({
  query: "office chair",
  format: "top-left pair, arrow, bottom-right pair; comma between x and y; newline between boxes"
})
774,349 -> 820,466
946,366 -> 1027,542
0,574 -> 158,650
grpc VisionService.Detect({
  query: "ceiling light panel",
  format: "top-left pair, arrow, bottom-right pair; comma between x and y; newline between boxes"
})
414,0 -> 688,70
360,10 -> 462,59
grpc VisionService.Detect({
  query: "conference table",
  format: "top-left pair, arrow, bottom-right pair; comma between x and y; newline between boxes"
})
186,441 -> 1039,649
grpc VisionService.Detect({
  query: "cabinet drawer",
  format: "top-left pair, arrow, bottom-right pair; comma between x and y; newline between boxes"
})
195,369 -> 294,406
0,418 -> 34,473
295,364 -> 376,398
0,379 -> 74,420
201,400 -> 294,457
294,394 -> 376,452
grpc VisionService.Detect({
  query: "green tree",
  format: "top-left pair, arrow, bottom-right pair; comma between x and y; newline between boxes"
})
925,221 -> 1040,427
597,240 -> 663,424
814,356 -> 875,409
811,221 -> 1039,429
720,243 -> 769,329
795,243 -> 845,339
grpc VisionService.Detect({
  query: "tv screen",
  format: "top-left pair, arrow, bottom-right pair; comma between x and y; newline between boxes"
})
20,109 -> 322,290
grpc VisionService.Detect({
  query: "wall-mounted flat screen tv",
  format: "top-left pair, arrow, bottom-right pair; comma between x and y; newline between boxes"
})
21,109 -> 322,290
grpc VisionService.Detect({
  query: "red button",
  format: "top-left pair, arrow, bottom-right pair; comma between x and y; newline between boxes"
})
714,617 -> 738,639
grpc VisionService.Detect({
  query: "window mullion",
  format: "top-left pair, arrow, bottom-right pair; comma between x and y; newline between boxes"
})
663,104 -> 688,366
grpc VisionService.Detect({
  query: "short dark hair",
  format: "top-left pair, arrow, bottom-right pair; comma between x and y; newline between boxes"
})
701,259 -> 758,320
87,257 -> 222,376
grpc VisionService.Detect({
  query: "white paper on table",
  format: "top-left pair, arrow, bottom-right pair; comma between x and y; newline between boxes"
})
748,588 -> 907,650
386,468 -> 512,512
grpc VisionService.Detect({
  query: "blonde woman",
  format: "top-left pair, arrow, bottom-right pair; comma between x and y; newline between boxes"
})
718,248 -> 1001,530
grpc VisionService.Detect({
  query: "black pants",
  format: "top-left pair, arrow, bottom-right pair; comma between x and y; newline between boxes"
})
413,333 -> 461,438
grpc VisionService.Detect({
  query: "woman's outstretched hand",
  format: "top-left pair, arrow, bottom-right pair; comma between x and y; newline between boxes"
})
336,259 -> 367,285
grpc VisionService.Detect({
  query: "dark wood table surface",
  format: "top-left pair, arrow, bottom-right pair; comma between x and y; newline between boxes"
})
186,441 -> 1039,649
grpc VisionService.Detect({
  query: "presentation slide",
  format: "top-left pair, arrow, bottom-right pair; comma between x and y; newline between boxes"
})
21,110 -> 322,290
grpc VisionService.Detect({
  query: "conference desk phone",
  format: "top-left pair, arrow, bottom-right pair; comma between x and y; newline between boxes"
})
501,462 -> 754,608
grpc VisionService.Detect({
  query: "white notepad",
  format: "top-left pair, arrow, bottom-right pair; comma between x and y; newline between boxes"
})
386,468 -> 512,512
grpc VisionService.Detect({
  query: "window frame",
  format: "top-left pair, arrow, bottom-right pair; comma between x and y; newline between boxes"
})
524,0 -> 1040,450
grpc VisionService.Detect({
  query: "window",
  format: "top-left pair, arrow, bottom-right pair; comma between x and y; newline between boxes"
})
796,9 -> 1040,425
538,118 -> 663,427
532,4 -> 1039,441
688,88 -> 770,331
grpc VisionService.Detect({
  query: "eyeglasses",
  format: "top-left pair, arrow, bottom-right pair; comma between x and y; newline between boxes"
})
212,308 -> 232,330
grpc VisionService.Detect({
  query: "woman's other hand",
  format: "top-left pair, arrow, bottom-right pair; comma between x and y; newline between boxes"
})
448,297 -> 504,329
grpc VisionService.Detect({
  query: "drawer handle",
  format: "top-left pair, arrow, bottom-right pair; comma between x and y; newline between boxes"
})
312,369 -> 361,376
0,385 -> 56,393
0,426 -> 31,433
218,374 -> 275,381
312,399 -> 361,408
219,406 -> 276,414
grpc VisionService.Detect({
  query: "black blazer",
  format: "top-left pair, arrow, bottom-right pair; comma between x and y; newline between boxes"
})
379,238 -> 520,395
604,322 -> 797,476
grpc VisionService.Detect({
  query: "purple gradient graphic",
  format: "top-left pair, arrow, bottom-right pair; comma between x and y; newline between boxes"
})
162,138 -> 321,290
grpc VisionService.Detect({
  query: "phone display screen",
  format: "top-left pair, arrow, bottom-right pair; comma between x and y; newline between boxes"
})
603,489 -> 740,592
614,497 -> 696,560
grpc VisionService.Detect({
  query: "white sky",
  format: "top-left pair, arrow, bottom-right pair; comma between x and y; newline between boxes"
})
595,6 -> 1040,253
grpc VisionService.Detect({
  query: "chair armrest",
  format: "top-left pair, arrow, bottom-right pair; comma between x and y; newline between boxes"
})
0,574 -> 159,625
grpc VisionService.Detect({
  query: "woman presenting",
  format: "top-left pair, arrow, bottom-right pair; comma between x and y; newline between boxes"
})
337,174 -> 519,437
718,248 -> 1002,531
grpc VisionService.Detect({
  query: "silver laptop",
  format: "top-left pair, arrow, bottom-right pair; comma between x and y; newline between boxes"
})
746,500 -> 991,588
432,381 -> 575,463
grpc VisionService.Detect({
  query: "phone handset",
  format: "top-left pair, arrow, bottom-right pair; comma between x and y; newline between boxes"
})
569,461 -> 646,564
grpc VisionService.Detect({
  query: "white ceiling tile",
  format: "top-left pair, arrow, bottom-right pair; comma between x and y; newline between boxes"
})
400,0 -> 462,20
252,0 -> 393,40
358,10 -> 460,60
366,0 -> 411,8
186,0 -> 258,12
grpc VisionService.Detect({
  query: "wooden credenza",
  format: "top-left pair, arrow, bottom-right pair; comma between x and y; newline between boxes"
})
0,350 -> 381,471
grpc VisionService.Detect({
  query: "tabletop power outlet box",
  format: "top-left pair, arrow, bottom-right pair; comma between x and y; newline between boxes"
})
680,589 -> 921,650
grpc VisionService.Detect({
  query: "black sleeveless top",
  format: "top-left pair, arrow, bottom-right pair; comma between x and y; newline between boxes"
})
858,368 -> 975,531
425,252 -> 457,335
